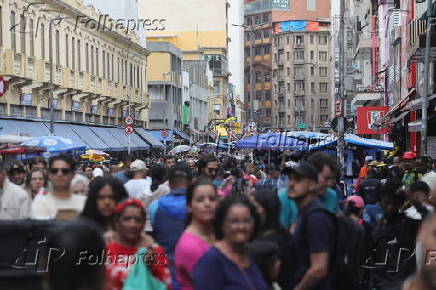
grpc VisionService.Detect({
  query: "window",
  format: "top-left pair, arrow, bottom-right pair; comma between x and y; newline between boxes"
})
308,0 -> 317,11
246,16 -> 252,26
246,48 -> 250,56
72,37 -> 75,70
264,46 -> 270,54
55,30 -> 60,65
255,31 -> 261,39
11,11 -> 16,51
310,35 -> 314,44
320,99 -> 328,109
310,51 -> 314,60
319,51 -> 327,61
295,35 -> 304,44
264,72 -> 271,82
108,53 -> 111,80
40,23 -> 45,59
11,105 -> 23,117
287,67 -> 290,76
295,112 -> 306,124
320,115 -> 329,124
294,66 -> 304,77
255,47 -> 261,55
286,36 -> 289,44
287,52 -> 290,60
256,90 -> 262,100
86,44 -> 89,73
96,48 -> 99,76
214,80 -> 221,94
255,16 -> 261,24
265,90 -> 271,100
102,51 -> 106,78
287,83 -> 290,92
29,19 -> 34,57
295,96 -> 305,109
287,99 -> 291,107
319,35 -> 328,45
266,108 -> 271,117
319,67 -> 328,77
311,82 -> 315,93
294,51 -> 304,60
263,29 -> 269,38
263,13 -> 269,23
246,31 -> 251,41
91,45 -> 94,75
319,82 -> 328,92
255,71 -> 262,83
294,81 -> 305,93
288,115 -> 291,124
310,66 -> 315,76
20,14 -> 25,54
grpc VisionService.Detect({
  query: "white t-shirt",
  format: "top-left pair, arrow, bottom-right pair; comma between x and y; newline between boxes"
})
124,177 -> 152,200
31,193 -> 86,219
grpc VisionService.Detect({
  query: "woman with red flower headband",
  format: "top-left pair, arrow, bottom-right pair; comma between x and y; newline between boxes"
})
105,198 -> 173,290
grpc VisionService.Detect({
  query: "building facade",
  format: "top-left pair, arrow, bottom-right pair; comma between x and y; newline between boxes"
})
140,0 -> 230,126
271,28 -> 332,132
147,42 -> 182,130
243,0 -> 331,129
1,0 -> 149,127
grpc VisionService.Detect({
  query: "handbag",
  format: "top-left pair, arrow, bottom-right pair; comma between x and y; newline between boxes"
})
123,247 -> 167,290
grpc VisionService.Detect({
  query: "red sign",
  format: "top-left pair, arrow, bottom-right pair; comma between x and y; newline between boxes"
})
357,106 -> 389,134
0,77 -> 8,97
124,125 -> 134,135
335,99 -> 342,117
161,130 -> 169,139
125,116 -> 134,125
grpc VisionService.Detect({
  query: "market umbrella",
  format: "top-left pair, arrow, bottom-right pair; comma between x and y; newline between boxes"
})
0,134 -> 31,144
235,133 -> 307,150
21,136 -> 88,155
169,145 -> 192,155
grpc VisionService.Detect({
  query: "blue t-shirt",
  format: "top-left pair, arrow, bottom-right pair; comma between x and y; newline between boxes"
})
278,188 -> 298,229
320,188 -> 339,213
292,199 -> 335,290
113,170 -> 129,184
193,247 -> 268,290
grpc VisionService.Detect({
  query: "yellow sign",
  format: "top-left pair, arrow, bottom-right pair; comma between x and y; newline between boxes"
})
213,121 -> 242,136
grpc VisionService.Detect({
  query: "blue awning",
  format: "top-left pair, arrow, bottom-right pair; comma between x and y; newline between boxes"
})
149,130 -> 190,142
0,119 -> 51,137
69,125 -> 109,150
89,127 -> 125,151
174,129 -> 190,141
135,128 -> 164,149
42,122 -> 91,148
106,128 -> 150,151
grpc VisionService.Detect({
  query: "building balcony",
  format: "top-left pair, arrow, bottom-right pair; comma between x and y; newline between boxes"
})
408,17 -> 436,63
294,89 -> 305,96
294,73 -> 305,81
294,43 -> 304,49
294,59 -> 305,65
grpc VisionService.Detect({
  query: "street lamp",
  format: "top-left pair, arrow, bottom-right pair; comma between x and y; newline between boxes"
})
232,22 -> 269,127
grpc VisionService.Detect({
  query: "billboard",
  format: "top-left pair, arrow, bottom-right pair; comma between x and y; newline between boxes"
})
272,0 -> 289,10
357,106 -> 389,134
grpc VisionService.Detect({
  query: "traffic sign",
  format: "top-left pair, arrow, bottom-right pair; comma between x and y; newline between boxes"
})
0,77 -> 8,97
124,125 -> 134,135
335,99 -> 343,117
125,116 -> 134,125
161,129 -> 169,139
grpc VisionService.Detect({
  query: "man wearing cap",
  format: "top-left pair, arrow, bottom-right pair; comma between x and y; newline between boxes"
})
124,159 -> 151,200
402,151 -> 421,186
8,161 -> 26,189
0,161 -> 30,219
289,162 -> 335,290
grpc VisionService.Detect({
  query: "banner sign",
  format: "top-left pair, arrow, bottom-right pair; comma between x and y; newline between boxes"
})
357,106 -> 389,134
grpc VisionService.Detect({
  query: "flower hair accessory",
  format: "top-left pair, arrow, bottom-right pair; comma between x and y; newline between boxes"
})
114,198 -> 145,214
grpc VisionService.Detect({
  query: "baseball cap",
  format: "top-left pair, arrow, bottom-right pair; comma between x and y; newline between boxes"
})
287,162 -> 319,182
402,151 -> 417,160
346,195 -> 365,208
365,156 -> 374,162
130,160 -> 147,171
92,168 -> 104,177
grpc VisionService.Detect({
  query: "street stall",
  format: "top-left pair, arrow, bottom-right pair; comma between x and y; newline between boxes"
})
20,136 -> 88,157
235,133 -> 307,151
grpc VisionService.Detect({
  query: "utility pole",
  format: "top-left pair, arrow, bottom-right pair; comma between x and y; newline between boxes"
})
337,0 -> 346,169
49,19 -> 54,135
128,81 -> 131,155
249,26 -> 255,124
422,0 -> 433,156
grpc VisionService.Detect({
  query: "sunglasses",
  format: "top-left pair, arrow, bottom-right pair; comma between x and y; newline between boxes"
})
49,168 -> 72,175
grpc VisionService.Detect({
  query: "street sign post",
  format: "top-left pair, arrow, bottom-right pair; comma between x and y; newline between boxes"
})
161,130 -> 169,155
125,116 -> 134,125
124,125 -> 134,135
0,77 -> 8,97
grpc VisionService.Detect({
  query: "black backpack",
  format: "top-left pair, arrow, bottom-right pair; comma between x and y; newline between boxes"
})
303,208 -> 366,290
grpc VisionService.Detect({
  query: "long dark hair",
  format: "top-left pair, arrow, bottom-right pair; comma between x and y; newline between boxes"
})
251,189 -> 283,234
150,164 -> 167,192
185,181 -> 217,226
81,177 -> 128,230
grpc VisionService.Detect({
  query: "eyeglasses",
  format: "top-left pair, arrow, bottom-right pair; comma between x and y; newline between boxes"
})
225,218 -> 254,226
49,168 -> 72,175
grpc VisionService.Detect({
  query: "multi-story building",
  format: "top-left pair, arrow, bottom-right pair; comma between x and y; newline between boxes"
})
140,0 -> 230,126
147,42 -> 182,130
182,60 -> 211,132
243,0 -> 331,129
0,0 -> 149,127
271,27 -> 332,133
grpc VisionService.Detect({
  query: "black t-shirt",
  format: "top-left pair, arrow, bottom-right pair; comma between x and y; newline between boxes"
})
358,178 -> 382,205
291,199 -> 335,290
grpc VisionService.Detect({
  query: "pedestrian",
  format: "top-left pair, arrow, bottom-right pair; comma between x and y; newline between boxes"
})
28,156 -> 48,176
123,159 -> 151,200
402,151 -> 421,186
0,161 -> 30,219
358,162 -> 382,205
81,176 -> 128,232
246,241 -> 281,290
146,164 -> 169,207
31,154 -> 86,220
71,174 -> 89,196
403,181 -> 434,220
113,155 -> 134,184
25,168 -> 48,200
175,181 -> 217,290
8,161 -> 26,188
248,189 -> 294,289
105,198 -> 172,290
192,195 -> 267,290
421,171 -> 436,208
84,165 -> 94,181
164,155 -> 177,169
288,162 -> 335,290
255,164 -> 279,191
197,155 -> 219,183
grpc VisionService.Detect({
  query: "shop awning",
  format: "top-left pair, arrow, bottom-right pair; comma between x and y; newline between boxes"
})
149,130 -> 190,142
135,128 -> 164,150
306,134 -> 394,151
351,92 -> 383,107
69,125 -> 109,151
174,129 -> 190,141
0,119 -> 51,137
89,127 -> 125,151
43,123 -> 91,148
105,128 -> 150,151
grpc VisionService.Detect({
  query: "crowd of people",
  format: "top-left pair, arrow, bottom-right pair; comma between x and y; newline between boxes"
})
1,150 -> 436,290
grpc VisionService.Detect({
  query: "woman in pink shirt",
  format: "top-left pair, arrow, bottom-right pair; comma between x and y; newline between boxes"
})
175,181 -> 217,290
